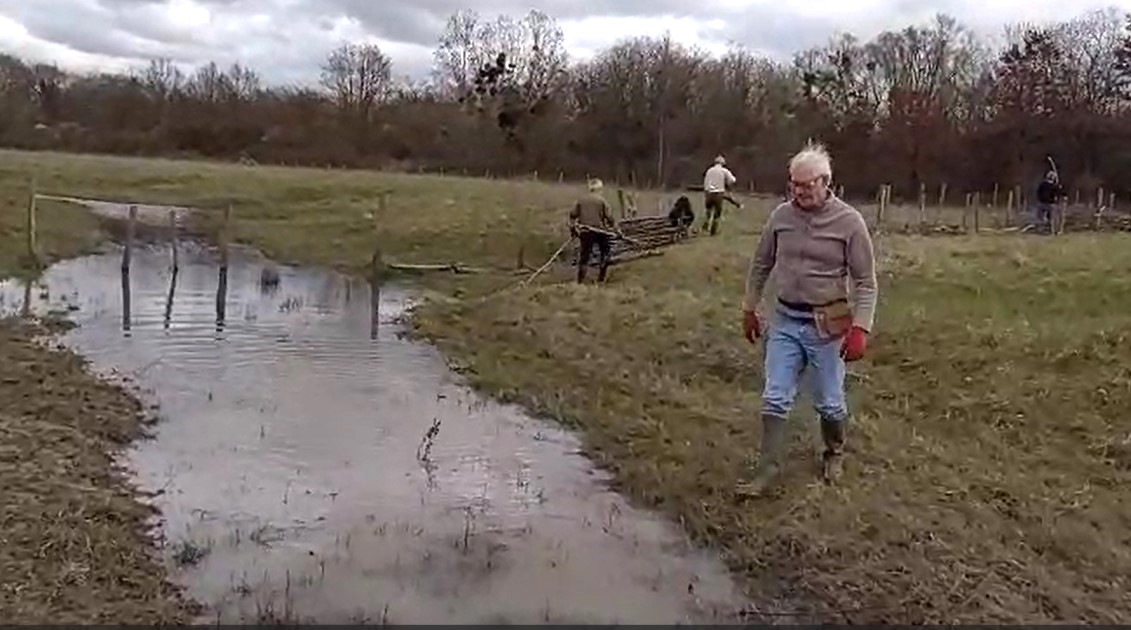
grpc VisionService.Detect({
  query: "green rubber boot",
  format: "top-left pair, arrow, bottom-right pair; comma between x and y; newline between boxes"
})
820,417 -> 847,483
737,414 -> 787,497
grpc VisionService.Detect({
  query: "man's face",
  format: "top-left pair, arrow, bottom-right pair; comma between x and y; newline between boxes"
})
789,165 -> 829,210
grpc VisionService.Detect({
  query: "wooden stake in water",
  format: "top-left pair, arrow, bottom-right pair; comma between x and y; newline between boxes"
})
216,204 -> 231,331
122,205 -> 137,333
369,278 -> 380,341
169,209 -> 179,273
123,205 -> 137,271
26,177 -> 39,268
370,193 -> 388,339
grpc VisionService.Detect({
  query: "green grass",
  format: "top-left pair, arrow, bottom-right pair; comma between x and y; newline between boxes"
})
2,149 -> 1130,623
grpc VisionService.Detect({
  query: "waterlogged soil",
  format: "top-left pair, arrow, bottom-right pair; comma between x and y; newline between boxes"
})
0,242 -> 753,624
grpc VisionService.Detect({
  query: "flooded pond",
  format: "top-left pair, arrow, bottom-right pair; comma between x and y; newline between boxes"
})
0,241 -> 754,624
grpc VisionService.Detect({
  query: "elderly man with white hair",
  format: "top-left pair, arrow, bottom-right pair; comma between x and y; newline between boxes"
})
702,155 -> 737,235
738,142 -> 878,496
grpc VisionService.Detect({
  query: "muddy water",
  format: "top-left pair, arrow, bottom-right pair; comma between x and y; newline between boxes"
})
0,242 -> 753,624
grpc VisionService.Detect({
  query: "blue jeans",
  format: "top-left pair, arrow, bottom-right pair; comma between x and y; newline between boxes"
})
761,310 -> 848,422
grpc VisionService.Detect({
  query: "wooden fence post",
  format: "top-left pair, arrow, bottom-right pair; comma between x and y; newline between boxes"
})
216,204 -> 231,330
164,210 -> 178,330
963,193 -> 972,231
1006,188 -> 1015,227
617,189 -> 627,219
516,205 -> 532,270
939,182 -> 948,207
123,205 -> 137,272
26,177 -> 39,267
918,182 -> 927,229
992,183 -> 999,208
169,209 -> 179,273
1097,187 -> 1105,209
1109,192 -> 1116,212
122,205 -> 137,333
876,184 -> 888,229
1075,189 -> 1081,206
973,192 -> 981,233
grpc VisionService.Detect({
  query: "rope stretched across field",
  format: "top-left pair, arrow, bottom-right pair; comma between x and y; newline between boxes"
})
520,236 -> 575,287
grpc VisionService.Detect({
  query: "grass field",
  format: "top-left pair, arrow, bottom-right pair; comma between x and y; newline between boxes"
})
2,149 -> 1130,623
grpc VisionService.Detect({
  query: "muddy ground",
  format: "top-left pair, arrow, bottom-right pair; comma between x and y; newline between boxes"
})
0,315 -> 192,623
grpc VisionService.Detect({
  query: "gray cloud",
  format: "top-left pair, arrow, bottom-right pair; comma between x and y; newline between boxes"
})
0,0 -> 1120,87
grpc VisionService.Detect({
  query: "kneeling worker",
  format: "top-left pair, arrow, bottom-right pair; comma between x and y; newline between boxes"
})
569,178 -> 615,284
739,142 -> 878,495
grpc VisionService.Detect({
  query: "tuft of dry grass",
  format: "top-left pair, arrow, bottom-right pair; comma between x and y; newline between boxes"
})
2,149 -> 1130,623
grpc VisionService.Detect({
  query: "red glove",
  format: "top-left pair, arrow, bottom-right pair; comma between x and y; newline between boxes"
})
840,326 -> 868,362
742,310 -> 762,343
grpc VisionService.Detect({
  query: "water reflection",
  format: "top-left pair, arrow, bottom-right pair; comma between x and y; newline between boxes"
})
0,242 -> 748,625
163,267 -> 178,331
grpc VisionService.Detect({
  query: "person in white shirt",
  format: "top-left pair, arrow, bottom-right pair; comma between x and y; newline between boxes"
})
703,155 -> 738,235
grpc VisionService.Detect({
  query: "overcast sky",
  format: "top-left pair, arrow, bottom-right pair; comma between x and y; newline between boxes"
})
0,0 -> 1126,86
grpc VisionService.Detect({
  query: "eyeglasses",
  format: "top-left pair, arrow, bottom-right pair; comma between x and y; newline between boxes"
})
789,176 -> 825,190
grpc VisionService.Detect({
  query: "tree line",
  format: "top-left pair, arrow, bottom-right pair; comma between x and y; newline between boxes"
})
2,7 -> 1131,200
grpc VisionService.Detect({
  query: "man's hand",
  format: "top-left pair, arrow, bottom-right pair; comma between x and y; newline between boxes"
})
840,326 -> 868,362
742,310 -> 762,344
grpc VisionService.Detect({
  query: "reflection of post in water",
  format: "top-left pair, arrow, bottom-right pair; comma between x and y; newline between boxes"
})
163,267 -> 178,330
369,278 -> 380,340
215,204 -> 231,331
121,205 -> 137,334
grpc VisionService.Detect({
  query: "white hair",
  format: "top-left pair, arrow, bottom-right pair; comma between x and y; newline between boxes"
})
588,178 -> 604,192
789,142 -> 833,180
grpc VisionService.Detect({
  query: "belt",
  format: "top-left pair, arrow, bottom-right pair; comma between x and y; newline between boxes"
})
777,297 -> 847,312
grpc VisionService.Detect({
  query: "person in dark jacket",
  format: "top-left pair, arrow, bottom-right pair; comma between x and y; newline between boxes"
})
569,178 -> 615,283
1035,171 -> 1063,234
668,195 -> 695,230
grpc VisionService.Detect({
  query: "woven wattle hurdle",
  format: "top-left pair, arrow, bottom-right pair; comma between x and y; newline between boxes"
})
570,215 -> 690,266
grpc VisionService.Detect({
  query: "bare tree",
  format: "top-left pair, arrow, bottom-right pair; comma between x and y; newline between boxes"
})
432,9 -> 488,100
185,61 -> 228,103
142,58 -> 183,101
320,42 -> 392,122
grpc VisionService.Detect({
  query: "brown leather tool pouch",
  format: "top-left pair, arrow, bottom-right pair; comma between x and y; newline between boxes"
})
813,300 -> 853,340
